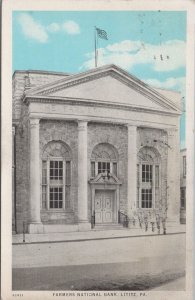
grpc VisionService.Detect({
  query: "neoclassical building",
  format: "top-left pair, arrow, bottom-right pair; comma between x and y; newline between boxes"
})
12,64 -> 182,234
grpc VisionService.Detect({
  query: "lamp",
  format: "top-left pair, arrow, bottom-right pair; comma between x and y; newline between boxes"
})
153,139 -> 171,149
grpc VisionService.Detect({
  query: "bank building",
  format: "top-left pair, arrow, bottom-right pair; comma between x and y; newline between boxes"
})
12,64 -> 182,234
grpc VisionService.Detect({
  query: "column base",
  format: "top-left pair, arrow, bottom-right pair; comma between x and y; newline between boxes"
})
78,222 -> 91,232
166,215 -> 180,224
28,223 -> 44,234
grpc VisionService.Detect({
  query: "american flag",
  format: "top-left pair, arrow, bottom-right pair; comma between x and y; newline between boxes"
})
96,27 -> 108,40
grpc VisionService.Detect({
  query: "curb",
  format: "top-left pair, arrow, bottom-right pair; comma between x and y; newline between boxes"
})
12,231 -> 186,246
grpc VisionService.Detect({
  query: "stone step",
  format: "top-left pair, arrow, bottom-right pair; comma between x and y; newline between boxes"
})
93,223 -> 125,230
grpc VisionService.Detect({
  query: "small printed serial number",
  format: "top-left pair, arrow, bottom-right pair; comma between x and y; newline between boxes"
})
12,294 -> 24,297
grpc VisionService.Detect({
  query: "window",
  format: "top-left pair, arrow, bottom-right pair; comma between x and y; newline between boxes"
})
183,156 -> 186,177
137,147 -> 161,209
141,189 -> 152,208
155,165 -> 159,188
42,161 -> 47,209
49,160 -> 64,209
50,186 -> 63,209
112,163 -> 117,176
41,142 -> 72,210
91,161 -> 117,177
91,162 -> 95,178
50,161 -> 63,180
142,164 -> 152,182
180,187 -> 186,209
65,161 -> 71,209
98,162 -> 110,174
91,143 -> 118,177
141,164 -> 153,209
136,164 -> 140,208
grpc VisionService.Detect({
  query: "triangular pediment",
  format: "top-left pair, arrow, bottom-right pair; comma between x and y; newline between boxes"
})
25,64 -> 181,114
89,172 -> 122,185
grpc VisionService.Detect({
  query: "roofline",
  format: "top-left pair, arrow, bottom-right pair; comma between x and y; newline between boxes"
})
12,70 -> 71,78
24,64 -> 182,113
153,86 -> 181,95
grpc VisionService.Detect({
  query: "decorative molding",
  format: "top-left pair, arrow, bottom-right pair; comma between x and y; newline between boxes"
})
24,65 -> 181,114
38,72 -> 109,96
42,140 -> 72,160
91,143 -> 118,161
29,118 -> 40,127
89,173 -> 122,185
77,120 -> 88,131
25,96 -> 181,117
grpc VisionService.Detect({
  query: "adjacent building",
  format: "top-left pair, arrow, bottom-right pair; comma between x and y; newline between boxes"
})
12,64 -> 182,234
180,148 -> 186,224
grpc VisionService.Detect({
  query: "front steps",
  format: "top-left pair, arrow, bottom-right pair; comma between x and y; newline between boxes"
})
92,223 -> 124,230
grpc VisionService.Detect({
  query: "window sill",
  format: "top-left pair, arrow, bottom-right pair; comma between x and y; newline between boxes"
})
41,209 -> 74,213
137,208 -> 154,210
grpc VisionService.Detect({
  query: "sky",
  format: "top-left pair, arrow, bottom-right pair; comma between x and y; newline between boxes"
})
12,11 -> 186,148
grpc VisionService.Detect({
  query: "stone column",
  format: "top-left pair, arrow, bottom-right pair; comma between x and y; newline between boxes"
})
166,127 -> 180,223
28,118 -> 43,233
127,125 -> 137,217
77,120 -> 91,231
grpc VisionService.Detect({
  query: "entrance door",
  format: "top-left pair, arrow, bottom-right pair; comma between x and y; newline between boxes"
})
95,190 -> 114,223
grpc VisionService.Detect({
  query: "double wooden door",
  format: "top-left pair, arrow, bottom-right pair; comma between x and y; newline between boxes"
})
95,190 -> 114,223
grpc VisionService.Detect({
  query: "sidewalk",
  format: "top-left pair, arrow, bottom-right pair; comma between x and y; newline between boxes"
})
13,224 -> 186,245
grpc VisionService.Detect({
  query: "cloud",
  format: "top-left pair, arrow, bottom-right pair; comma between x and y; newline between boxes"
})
81,39 -> 186,73
142,77 -> 186,95
47,22 -> 60,33
18,13 -> 48,43
17,13 -> 80,43
62,21 -> 80,34
107,40 -> 142,53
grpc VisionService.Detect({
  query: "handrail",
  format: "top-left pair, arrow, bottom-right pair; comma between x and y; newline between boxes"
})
118,210 -> 130,219
91,210 -> 95,229
118,210 -> 133,228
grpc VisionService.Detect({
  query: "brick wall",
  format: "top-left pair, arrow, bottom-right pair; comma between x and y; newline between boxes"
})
12,71 -> 69,119
15,102 -> 30,233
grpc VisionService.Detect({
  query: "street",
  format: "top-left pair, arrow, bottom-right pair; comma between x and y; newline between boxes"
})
12,233 -> 185,290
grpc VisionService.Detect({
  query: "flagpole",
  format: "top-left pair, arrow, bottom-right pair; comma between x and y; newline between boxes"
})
94,26 -> 97,67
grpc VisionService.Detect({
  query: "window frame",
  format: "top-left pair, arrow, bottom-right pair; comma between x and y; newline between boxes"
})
183,156 -> 186,178
48,158 -> 65,210
137,162 -> 160,209
180,187 -> 186,209
41,157 -> 72,211
90,160 -> 118,177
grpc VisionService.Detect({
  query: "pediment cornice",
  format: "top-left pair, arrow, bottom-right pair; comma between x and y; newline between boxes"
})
89,172 -> 122,185
24,64 -> 182,114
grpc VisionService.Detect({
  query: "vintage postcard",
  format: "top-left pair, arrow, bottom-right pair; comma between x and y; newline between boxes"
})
1,0 -> 194,299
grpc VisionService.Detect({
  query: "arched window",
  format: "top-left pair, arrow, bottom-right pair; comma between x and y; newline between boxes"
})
91,143 -> 119,177
41,141 -> 72,210
137,147 -> 161,209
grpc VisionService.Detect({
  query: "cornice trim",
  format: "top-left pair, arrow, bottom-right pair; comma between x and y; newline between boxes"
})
24,95 -> 181,117
24,64 -> 181,113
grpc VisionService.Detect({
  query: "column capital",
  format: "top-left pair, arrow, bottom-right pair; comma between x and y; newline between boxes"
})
127,124 -> 137,136
29,118 -> 40,127
126,123 -> 137,129
77,120 -> 88,131
166,127 -> 177,136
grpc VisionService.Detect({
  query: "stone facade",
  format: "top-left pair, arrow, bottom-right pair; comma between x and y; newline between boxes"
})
12,64 -> 182,233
